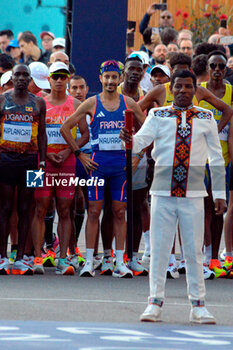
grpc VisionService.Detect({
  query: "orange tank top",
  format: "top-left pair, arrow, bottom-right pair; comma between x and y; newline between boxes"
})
45,95 -> 76,153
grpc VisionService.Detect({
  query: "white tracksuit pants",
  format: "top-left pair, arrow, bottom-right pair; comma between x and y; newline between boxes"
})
150,195 -> 206,302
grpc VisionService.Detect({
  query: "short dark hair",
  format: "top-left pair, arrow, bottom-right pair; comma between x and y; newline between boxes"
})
143,27 -> 152,45
160,27 -> 178,46
192,54 -> 208,77
170,53 -> 191,69
0,30 -> 13,39
0,53 -> 14,70
69,75 -> 87,85
195,42 -> 219,56
171,70 -> 196,89
125,55 -> 143,66
18,32 -> 37,46
207,50 -> 227,62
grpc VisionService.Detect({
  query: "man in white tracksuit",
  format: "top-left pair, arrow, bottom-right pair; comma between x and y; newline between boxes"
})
120,70 -> 227,324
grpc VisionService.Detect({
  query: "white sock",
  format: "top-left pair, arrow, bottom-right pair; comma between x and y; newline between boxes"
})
204,244 -> 212,264
169,254 -> 176,265
115,250 -> 124,266
143,230 -> 150,255
86,248 -> 94,263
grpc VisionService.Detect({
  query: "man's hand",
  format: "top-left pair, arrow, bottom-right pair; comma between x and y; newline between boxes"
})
46,153 -> 63,167
56,148 -> 72,164
214,198 -> 227,215
78,152 -> 99,173
147,3 -> 158,16
120,127 -> 132,144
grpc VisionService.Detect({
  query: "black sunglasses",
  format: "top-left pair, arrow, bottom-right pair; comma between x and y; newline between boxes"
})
161,16 -> 171,19
50,73 -> 69,81
209,63 -> 226,70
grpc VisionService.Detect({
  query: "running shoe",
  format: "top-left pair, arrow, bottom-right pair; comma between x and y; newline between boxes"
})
112,262 -> 133,278
80,261 -> 95,277
75,246 -> 83,257
203,263 -> 215,280
33,257 -> 45,274
68,254 -> 80,271
140,304 -> 162,322
93,255 -> 102,270
123,253 -> 129,264
223,256 -> 233,272
52,235 -> 59,251
167,263 -> 179,279
141,254 -> 150,270
0,257 -> 10,275
190,306 -> 216,324
11,259 -> 33,275
128,258 -> 148,276
100,257 -> 113,275
56,258 -> 75,275
209,259 -> 228,278
9,250 -> 17,265
177,260 -> 186,274
43,250 -> 56,267
23,255 -> 34,267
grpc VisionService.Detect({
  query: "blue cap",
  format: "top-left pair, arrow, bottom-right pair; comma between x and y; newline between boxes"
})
6,39 -> 19,52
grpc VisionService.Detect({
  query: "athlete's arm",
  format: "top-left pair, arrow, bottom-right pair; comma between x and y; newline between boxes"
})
36,96 -> 47,163
72,98 -> 89,149
60,97 -> 98,171
228,117 -> 233,163
138,84 -> 165,111
196,86 -> 233,132
125,96 -> 146,125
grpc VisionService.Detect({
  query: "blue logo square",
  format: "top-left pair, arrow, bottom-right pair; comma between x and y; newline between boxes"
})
26,170 -> 44,188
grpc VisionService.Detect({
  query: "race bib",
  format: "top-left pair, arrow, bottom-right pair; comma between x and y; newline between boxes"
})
99,132 -> 121,151
46,124 -> 66,145
3,121 -> 32,143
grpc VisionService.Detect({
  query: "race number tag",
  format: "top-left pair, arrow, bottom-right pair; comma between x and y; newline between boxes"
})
99,132 -> 122,151
3,121 -> 32,143
46,124 -> 66,145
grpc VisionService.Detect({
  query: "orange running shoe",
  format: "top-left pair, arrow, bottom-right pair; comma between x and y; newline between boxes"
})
43,250 -> 56,267
209,259 -> 228,278
11,259 -> 33,275
223,256 -> 233,272
33,257 -> 45,274
0,257 -> 10,275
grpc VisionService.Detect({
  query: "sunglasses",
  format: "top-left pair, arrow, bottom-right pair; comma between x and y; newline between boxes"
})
49,72 -> 70,80
161,16 -> 171,19
100,60 -> 120,74
209,63 -> 226,70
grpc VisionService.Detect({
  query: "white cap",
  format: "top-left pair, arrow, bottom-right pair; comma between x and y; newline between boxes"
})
1,70 -> 12,87
49,62 -> 70,74
150,64 -> 170,78
52,37 -> 65,48
130,51 -> 150,66
29,62 -> 50,89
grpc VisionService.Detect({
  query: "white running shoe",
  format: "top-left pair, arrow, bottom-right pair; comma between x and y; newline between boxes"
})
69,254 -> 80,271
128,258 -> 148,276
100,257 -> 113,275
167,263 -> 179,279
203,263 -> 215,280
177,260 -> 186,274
141,254 -> 150,270
140,304 -> 162,322
93,255 -> 102,270
0,257 -> 10,275
80,261 -> 95,277
190,306 -> 216,324
112,262 -> 133,278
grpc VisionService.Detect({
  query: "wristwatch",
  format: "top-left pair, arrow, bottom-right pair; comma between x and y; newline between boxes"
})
74,149 -> 82,157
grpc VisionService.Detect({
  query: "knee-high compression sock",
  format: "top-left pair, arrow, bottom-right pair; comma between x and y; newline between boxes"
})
74,211 -> 85,243
44,211 -> 55,249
